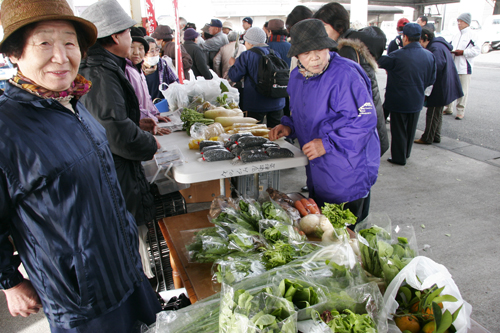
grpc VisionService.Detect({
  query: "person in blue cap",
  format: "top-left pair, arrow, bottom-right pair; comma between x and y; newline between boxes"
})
378,23 -> 436,166
240,17 -> 253,44
200,18 -> 228,70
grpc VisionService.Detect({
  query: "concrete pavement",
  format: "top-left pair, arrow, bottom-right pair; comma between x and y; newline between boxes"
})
1,127 -> 499,332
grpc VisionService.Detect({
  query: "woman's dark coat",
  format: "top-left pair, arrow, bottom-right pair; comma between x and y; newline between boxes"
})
426,37 -> 464,107
79,44 -> 157,226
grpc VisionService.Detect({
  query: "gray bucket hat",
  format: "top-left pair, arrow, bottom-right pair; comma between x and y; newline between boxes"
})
287,19 -> 337,58
80,0 -> 137,39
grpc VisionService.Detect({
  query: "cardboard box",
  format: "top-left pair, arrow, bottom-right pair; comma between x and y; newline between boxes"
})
179,179 -> 230,203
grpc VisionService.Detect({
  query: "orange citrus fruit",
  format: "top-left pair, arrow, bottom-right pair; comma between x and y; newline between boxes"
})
394,315 -> 420,333
421,321 -> 435,333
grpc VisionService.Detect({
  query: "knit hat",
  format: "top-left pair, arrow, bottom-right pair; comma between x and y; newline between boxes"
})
151,25 -> 173,40
267,19 -> 285,31
222,21 -> 233,30
243,27 -> 266,45
80,0 -> 136,39
397,18 -> 409,28
403,23 -> 422,38
287,19 -> 337,58
243,17 -> 253,25
130,27 -> 149,53
184,28 -> 199,41
209,19 -> 223,28
457,13 -> 472,26
0,0 -> 97,50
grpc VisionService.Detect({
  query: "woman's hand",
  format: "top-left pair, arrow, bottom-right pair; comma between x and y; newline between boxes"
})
3,279 -> 42,317
302,139 -> 326,160
228,57 -> 236,66
157,115 -> 171,123
269,125 -> 291,141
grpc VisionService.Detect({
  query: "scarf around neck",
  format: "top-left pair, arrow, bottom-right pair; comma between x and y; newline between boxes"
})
297,55 -> 331,79
10,70 -> 92,101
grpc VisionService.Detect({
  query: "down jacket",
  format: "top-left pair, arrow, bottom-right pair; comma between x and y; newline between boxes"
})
337,31 -> 389,156
0,84 -> 145,328
426,37 -> 464,107
79,44 -> 157,226
283,52 -> 380,206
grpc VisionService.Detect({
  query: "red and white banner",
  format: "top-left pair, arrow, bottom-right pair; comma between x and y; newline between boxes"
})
145,0 -> 157,35
172,0 -> 184,83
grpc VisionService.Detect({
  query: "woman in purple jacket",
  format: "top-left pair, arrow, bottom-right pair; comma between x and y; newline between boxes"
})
269,19 -> 380,223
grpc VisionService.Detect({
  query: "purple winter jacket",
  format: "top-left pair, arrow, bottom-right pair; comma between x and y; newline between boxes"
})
282,52 -> 380,205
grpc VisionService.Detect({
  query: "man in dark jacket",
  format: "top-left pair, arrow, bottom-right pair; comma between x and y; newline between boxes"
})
378,23 -> 436,166
183,28 -> 213,79
79,0 -> 159,226
414,29 -> 463,144
228,27 -> 285,128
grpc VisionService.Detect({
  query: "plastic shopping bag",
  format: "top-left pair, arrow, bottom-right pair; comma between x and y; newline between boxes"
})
384,256 -> 472,333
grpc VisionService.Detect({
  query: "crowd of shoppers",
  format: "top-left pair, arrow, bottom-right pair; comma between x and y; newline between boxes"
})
0,0 -> 479,331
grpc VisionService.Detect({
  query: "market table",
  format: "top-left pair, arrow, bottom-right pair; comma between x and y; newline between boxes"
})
155,131 -> 308,195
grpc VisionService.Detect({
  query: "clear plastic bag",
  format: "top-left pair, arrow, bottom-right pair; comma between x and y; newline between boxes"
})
154,295 -> 221,333
184,227 -> 230,263
356,213 -> 418,287
384,256 -> 472,333
212,252 -> 266,288
296,282 -> 388,333
162,82 -> 188,110
219,281 -> 297,333
259,219 -> 307,244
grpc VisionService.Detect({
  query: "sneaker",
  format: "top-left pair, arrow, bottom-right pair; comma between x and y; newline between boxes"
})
443,110 -> 453,115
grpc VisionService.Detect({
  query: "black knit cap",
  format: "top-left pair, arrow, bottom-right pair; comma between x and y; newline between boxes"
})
131,26 -> 149,53
287,19 -> 337,58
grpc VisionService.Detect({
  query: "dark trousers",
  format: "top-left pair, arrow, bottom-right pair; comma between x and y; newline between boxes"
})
420,106 -> 443,143
247,109 -> 284,129
390,111 -> 420,165
346,192 -> 371,231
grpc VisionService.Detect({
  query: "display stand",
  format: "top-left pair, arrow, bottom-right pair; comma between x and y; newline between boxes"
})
147,185 -> 187,292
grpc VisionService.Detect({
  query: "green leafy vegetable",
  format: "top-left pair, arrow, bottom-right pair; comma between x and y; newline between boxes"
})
321,202 -> 357,229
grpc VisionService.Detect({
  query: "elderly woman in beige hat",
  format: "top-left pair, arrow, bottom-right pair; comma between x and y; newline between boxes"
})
0,0 -> 161,331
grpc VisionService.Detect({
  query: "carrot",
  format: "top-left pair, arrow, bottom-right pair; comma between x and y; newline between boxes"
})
294,200 -> 309,216
307,198 -> 321,214
301,198 -> 315,215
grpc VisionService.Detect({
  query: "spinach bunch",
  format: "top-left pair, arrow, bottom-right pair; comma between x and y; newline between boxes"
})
186,227 -> 230,263
262,201 -> 293,225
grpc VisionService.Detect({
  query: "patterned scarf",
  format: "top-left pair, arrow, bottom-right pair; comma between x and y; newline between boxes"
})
10,70 -> 92,101
297,54 -> 331,79
268,35 -> 287,42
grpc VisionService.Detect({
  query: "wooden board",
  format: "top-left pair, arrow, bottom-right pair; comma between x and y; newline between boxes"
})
159,210 -> 217,302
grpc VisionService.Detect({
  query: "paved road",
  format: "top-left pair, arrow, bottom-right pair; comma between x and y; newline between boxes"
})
377,49 -> 500,153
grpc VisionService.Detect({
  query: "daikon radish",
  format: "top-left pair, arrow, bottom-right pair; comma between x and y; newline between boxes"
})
215,116 -> 258,127
204,109 -> 241,119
